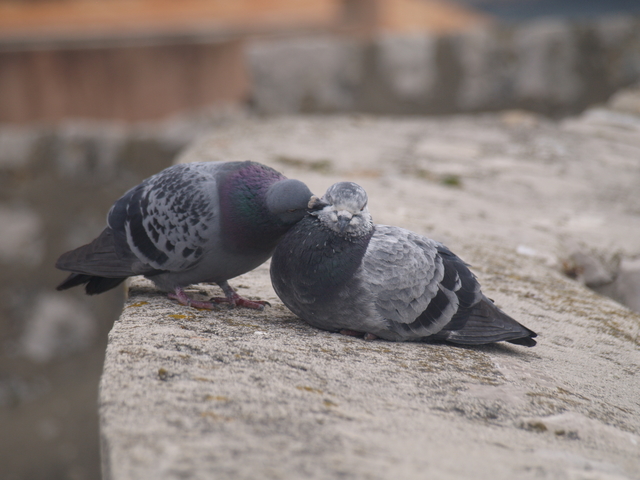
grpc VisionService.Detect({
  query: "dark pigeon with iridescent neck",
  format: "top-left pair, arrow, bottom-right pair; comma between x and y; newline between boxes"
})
56,161 -> 313,309
271,181 -> 537,345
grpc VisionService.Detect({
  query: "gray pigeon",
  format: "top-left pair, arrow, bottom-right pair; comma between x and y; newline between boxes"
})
57,161 -> 313,309
270,181 -> 537,346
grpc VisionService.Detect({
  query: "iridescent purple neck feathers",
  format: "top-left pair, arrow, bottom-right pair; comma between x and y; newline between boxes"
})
219,162 -> 311,253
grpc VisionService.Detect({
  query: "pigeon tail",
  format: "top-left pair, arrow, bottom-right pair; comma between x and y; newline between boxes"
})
56,227 -> 141,278
56,273 -> 126,295
435,296 -> 537,347
55,227 -> 151,294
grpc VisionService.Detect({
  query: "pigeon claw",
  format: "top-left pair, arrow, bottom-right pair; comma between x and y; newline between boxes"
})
168,288 -> 216,310
234,297 -> 270,310
209,293 -> 270,310
215,281 -> 270,310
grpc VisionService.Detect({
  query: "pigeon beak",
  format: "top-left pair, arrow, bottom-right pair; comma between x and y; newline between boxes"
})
308,195 -> 329,210
337,215 -> 351,232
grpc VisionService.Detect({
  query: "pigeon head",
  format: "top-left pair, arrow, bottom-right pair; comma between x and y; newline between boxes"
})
310,182 -> 373,236
265,179 -> 314,226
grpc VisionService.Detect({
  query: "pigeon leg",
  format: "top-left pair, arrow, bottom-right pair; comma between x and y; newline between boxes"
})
209,281 -> 270,310
168,287 -> 216,310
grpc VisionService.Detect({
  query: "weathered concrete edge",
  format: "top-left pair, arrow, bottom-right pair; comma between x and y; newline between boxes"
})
98,245 -> 640,479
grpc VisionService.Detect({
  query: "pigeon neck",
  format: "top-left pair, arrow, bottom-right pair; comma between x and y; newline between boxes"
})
274,216 -> 375,300
219,163 -> 289,254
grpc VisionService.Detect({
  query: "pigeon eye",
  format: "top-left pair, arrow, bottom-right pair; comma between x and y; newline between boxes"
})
288,208 -> 297,212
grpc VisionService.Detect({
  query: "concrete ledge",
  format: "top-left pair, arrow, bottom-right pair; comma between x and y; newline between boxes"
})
100,257 -> 639,479
99,107 -> 640,479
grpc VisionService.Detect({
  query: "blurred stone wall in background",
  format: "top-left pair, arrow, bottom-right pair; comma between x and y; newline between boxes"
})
3,15 -> 640,122
4,1 -> 640,123
248,16 -> 640,117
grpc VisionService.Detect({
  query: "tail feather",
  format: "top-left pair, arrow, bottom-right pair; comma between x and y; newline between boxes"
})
505,335 -> 537,347
435,296 -> 537,347
57,273 -> 126,295
56,272 -> 93,290
55,227 -> 161,295
56,227 -> 139,277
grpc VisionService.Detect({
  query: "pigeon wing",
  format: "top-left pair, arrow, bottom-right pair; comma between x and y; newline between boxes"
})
433,295 -> 537,346
361,226 -> 482,339
425,246 -> 536,346
109,163 -> 218,272
361,226 -> 442,332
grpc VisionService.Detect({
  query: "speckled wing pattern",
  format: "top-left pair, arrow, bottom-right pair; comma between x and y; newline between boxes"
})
361,225 -> 481,338
108,163 -> 218,272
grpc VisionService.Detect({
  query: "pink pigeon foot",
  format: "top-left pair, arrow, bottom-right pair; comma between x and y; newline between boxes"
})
208,282 -> 270,310
168,287 -> 216,309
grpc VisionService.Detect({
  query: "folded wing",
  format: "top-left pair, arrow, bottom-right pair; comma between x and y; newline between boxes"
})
362,226 -> 536,346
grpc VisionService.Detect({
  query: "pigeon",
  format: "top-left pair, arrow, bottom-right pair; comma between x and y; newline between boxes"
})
56,161 -> 313,309
270,181 -> 537,346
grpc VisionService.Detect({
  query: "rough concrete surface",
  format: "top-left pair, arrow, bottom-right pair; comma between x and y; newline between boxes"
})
100,103 -> 640,479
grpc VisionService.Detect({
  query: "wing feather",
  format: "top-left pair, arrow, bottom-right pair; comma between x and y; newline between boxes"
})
360,226 -> 483,339
109,163 -> 219,272
361,226 -> 442,324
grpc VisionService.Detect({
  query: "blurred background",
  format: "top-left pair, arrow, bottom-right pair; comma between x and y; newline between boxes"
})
1,1 -> 639,479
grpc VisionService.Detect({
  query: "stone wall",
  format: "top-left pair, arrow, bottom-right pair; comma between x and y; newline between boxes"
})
248,15 -> 640,116
3,13 -> 639,123
0,41 -> 249,123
